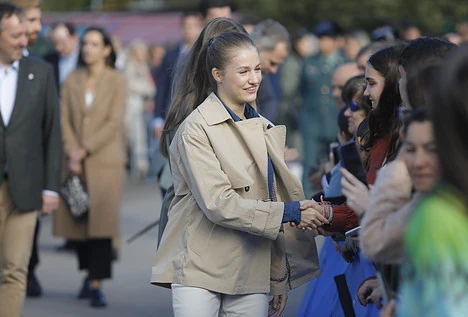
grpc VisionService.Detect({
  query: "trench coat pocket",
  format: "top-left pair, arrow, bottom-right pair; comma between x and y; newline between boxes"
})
190,175 -> 255,256
190,216 -> 215,256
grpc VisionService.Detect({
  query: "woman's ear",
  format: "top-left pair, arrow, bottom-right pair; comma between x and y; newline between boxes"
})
211,67 -> 223,84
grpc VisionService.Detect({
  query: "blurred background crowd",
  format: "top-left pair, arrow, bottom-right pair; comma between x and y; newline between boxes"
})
28,0 -> 468,194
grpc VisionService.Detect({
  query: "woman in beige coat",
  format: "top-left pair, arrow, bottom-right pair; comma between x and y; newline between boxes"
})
152,31 -> 329,317
54,27 -> 126,308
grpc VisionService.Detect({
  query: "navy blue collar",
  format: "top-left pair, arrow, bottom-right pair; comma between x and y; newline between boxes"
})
216,93 -> 259,122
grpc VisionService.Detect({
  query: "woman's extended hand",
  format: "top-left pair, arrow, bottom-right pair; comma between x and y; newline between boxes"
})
341,168 -> 372,217
298,201 -> 329,230
268,293 -> 288,317
358,277 -> 381,307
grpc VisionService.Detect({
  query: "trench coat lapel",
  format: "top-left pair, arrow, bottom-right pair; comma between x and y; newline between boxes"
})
198,93 -> 269,185
233,118 -> 269,185
80,68 -> 109,113
72,70 -> 86,112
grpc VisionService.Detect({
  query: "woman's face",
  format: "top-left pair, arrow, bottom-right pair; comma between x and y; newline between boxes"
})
81,31 -> 110,66
132,44 -> 148,63
402,121 -> 440,194
363,63 -> 385,109
214,46 -> 262,106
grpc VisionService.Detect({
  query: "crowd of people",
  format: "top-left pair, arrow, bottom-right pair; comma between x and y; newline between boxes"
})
0,0 -> 467,316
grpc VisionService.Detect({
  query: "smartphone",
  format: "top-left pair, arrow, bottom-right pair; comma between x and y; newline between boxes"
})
345,226 -> 361,237
329,142 -> 340,166
338,141 -> 367,185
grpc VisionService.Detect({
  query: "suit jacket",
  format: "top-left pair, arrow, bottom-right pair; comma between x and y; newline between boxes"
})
44,51 -> 60,90
257,72 -> 280,123
44,51 -> 79,91
0,57 -> 62,211
151,93 -> 320,295
153,44 -> 181,121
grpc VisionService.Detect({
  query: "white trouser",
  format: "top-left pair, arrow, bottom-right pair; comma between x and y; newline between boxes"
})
172,284 -> 269,317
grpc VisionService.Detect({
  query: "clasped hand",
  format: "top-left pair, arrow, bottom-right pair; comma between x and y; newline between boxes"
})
290,200 -> 329,233
68,148 -> 87,175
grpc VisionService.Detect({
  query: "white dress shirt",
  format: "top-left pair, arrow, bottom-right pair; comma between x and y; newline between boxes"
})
59,48 -> 79,84
0,60 -> 19,126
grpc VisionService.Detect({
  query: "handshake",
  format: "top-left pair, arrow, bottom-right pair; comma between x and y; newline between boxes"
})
291,199 -> 333,233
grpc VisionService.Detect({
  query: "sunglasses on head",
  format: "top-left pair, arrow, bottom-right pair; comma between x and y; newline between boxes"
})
349,101 -> 359,112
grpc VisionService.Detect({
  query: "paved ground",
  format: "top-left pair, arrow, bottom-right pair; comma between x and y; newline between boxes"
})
24,180 -> 320,317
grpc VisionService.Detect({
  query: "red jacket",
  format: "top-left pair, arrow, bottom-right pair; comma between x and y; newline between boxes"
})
327,136 -> 391,232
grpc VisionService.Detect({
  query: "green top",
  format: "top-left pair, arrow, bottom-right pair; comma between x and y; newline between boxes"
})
398,184 -> 468,316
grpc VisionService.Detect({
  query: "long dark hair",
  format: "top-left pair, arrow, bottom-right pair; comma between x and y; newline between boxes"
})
363,45 -> 403,162
161,18 -> 247,157
77,26 -> 117,69
430,45 -> 468,198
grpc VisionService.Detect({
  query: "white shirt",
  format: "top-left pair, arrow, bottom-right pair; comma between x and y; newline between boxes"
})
59,48 -> 79,84
85,92 -> 94,108
0,60 -> 19,126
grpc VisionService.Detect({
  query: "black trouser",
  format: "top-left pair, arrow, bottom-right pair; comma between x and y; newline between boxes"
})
75,238 -> 112,280
28,218 -> 40,276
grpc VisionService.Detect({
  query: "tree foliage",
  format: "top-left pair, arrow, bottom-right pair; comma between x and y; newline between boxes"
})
232,0 -> 468,35
42,0 -> 468,35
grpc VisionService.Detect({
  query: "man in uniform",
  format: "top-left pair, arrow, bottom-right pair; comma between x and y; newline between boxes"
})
300,21 -> 348,197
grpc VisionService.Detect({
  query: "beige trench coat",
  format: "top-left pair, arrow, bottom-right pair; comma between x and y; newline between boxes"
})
151,93 -> 320,295
54,68 -> 126,240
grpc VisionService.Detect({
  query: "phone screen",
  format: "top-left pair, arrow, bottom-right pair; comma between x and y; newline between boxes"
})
338,141 -> 367,185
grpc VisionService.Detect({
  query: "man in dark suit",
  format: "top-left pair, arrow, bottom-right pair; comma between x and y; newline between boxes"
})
43,21 -> 79,257
0,4 -> 62,316
44,22 -> 79,89
250,19 -> 290,123
10,0 -> 69,299
152,11 -> 203,139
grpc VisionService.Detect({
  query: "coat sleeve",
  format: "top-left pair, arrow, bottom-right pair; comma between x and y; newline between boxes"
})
326,203 -> 360,233
176,132 -> 284,240
360,159 -> 414,264
60,76 -> 81,155
82,75 -> 127,154
42,64 -> 63,192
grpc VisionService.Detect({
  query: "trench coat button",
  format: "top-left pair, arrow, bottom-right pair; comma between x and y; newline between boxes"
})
245,186 -> 250,192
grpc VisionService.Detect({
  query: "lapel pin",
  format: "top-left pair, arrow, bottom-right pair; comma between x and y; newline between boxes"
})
28,73 -> 34,80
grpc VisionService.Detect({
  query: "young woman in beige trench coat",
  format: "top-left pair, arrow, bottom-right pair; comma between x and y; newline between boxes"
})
54,27 -> 126,308
151,31 -> 331,317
